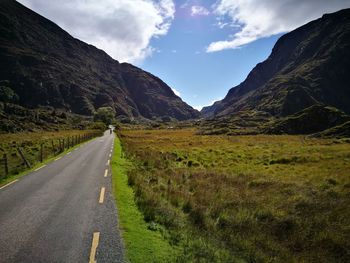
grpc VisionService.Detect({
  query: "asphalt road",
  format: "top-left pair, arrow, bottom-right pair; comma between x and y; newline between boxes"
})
0,130 -> 124,263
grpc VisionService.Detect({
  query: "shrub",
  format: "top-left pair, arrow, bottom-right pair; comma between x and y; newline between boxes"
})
93,107 -> 115,126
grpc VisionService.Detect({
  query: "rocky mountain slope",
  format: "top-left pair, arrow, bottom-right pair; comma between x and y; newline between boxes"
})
0,0 -> 199,121
202,9 -> 350,118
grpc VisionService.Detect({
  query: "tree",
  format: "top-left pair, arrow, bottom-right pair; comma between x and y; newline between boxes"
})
93,107 -> 115,126
0,86 -> 19,103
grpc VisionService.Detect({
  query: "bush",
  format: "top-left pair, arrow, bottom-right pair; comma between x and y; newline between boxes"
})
94,107 -> 115,126
87,121 -> 107,131
0,86 -> 19,103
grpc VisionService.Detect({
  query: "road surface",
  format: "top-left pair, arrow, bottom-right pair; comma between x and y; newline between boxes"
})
0,130 -> 124,262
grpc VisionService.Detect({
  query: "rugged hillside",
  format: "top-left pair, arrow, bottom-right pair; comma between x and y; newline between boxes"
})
0,0 -> 199,121
264,104 -> 350,135
202,9 -> 350,118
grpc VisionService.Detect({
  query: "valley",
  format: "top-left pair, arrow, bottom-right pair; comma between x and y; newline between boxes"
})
0,1 -> 350,262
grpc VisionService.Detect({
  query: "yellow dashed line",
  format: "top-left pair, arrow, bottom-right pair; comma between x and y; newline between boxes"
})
34,165 -> 46,171
0,179 -> 19,190
99,187 -> 105,204
89,232 -> 100,263
104,169 -> 108,178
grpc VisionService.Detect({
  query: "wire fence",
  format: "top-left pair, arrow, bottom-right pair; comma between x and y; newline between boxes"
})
0,131 -> 102,179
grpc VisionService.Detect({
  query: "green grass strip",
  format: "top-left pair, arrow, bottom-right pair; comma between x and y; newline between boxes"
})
112,135 -> 176,263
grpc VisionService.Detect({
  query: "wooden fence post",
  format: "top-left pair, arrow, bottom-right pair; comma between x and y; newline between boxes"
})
40,143 -> 43,163
3,154 -> 8,176
52,140 -> 56,154
17,147 -> 31,168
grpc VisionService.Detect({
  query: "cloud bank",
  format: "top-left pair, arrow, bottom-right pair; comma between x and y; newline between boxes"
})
191,5 -> 210,16
207,0 -> 350,52
18,0 -> 175,63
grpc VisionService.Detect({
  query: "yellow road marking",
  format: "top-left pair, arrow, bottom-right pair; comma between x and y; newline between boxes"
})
67,152 -> 71,155
89,232 -> 100,263
106,160 -> 110,165
34,165 -> 46,171
0,179 -> 19,190
99,187 -> 105,204
109,153 -> 111,158
104,169 -> 108,178
54,157 -> 62,161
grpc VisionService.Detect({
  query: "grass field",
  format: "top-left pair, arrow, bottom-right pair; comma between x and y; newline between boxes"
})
0,130 -> 101,183
119,128 -> 350,262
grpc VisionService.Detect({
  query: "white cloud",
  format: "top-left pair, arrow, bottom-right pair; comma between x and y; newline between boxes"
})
207,0 -> 350,52
191,5 -> 210,16
18,0 -> 175,63
193,105 -> 204,111
194,97 -> 223,111
171,88 -> 181,97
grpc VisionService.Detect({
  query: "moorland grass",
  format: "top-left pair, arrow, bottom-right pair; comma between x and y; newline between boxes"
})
119,129 -> 350,262
111,135 -> 177,263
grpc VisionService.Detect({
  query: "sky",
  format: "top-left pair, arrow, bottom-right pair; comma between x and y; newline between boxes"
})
18,0 -> 350,110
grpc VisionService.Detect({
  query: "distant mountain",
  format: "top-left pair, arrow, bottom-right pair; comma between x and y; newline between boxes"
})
0,0 -> 199,121
202,9 -> 350,118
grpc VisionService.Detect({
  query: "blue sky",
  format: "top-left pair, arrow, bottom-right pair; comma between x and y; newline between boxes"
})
19,0 -> 350,110
141,0 -> 282,109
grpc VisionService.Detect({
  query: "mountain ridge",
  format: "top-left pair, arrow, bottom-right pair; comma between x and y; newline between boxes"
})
202,9 -> 350,118
0,0 -> 199,122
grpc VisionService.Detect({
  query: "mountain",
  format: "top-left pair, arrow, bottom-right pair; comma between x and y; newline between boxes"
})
202,9 -> 350,118
0,0 -> 199,122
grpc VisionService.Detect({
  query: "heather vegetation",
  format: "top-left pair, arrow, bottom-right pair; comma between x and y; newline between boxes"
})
119,129 -> 350,262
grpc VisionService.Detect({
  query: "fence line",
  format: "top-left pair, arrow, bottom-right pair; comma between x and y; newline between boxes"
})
0,131 -> 102,179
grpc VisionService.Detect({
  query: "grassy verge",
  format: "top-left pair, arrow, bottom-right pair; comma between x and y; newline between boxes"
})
111,135 -> 177,263
0,135 -> 99,187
